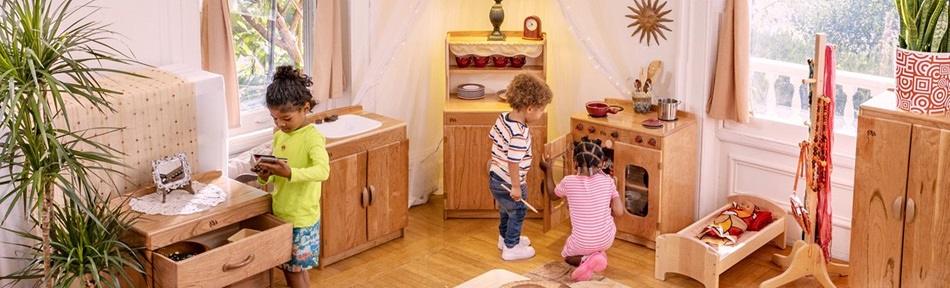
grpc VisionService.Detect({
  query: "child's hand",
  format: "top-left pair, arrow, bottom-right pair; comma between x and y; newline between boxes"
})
500,183 -> 523,202
258,159 -> 292,179
538,153 -> 552,173
255,166 -> 273,180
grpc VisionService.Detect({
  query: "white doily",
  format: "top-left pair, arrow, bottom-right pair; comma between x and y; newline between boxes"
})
129,182 -> 226,215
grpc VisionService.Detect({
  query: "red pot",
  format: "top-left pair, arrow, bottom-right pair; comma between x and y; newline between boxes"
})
586,101 -> 624,117
492,56 -> 509,67
474,56 -> 491,68
455,56 -> 473,68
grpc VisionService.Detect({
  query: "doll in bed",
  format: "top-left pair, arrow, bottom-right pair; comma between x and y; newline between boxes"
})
697,200 -> 773,246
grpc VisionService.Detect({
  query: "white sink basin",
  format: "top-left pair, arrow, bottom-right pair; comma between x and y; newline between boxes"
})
313,114 -> 383,139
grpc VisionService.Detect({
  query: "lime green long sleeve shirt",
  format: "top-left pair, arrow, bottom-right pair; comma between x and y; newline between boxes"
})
259,125 -> 330,227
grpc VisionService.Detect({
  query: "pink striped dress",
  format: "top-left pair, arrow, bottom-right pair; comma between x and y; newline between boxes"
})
555,173 -> 619,257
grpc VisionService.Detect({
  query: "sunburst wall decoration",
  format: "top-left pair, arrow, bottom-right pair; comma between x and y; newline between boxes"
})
625,0 -> 673,46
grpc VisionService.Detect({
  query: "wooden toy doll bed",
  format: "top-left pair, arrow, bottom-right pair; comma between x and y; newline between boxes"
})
654,194 -> 787,288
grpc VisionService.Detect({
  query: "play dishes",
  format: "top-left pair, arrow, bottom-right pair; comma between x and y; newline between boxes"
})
457,83 -> 485,100
496,89 -> 508,101
642,117 -> 663,129
586,101 -> 624,117
156,241 -> 209,262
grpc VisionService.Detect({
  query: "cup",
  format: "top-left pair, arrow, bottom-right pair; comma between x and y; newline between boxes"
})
510,56 -> 526,68
455,55 -> 473,68
492,56 -> 508,68
473,56 -> 491,68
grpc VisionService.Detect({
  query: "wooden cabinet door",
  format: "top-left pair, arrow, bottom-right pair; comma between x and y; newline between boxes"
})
612,141 -> 661,240
850,116 -> 911,288
902,125 -> 950,287
542,133 -> 573,233
366,140 -> 409,240
526,124 -> 547,215
321,152 -> 368,258
443,125 -> 494,210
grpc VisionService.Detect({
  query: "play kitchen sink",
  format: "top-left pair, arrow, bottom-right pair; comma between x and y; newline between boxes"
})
313,114 -> 383,139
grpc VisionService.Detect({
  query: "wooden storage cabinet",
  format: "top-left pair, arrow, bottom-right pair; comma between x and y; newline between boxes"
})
443,31 -> 548,219
317,109 -> 409,268
851,93 -> 950,287
121,172 -> 292,288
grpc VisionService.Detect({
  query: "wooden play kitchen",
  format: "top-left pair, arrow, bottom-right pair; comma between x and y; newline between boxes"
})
442,30 -> 549,219
544,98 -> 698,247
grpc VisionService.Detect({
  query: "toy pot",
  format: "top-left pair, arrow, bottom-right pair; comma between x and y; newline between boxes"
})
586,101 -> 624,117
455,56 -> 473,68
473,56 -> 491,68
510,56 -> 526,68
657,98 -> 679,121
492,56 -> 509,67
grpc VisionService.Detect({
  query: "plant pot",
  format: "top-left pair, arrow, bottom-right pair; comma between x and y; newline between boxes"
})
895,47 -> 950,114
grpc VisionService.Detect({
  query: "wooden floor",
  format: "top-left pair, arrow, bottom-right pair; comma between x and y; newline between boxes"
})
273,195 -> 850,287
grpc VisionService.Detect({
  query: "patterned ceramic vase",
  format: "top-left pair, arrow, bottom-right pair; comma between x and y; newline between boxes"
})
896,47 -> 950,114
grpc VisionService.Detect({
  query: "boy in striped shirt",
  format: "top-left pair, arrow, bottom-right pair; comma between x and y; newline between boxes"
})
488,73 -> 552,261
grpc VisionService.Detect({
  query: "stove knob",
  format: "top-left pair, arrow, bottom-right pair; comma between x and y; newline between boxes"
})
588,126 -> 596,133
575,124 -> 584,131
648,138 -> 656,146
610,131 -> 619,138
635,136 -> 643,143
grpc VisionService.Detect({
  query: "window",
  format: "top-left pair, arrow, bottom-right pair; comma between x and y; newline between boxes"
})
749,0 -> 897,135
229,0 -> 312,121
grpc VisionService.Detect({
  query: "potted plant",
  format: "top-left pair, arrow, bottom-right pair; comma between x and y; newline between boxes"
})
4,193 -> 143,288
0,0 -> 145,286
895,0 -> 950,113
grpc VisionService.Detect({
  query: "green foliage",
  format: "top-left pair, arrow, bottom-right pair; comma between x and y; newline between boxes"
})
896,0 -> 950,52
0,0 -> 145,286
3,193 -> 143,288
751,0 -> 898,77
229,0 -> 305,111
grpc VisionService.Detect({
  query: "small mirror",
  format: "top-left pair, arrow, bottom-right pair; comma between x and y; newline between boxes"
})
151,152 -> 193,203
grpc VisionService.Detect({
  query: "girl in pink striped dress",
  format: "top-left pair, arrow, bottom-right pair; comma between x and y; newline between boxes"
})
540,140 -> 624,281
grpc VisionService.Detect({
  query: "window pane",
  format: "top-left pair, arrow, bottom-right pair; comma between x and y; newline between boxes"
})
230,0 -> 307,112
749,0 -> 897,134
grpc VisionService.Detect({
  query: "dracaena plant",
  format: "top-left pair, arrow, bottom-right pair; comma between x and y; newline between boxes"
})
0,0 -> 145,287
896,0 -> 950,52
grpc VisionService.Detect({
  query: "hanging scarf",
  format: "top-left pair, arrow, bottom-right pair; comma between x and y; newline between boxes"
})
816,44 -> 835,262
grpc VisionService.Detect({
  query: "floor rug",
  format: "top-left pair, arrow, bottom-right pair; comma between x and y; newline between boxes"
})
510,261 -> 630,288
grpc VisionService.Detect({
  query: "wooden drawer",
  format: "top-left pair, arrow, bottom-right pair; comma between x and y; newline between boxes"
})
152,214 -> 292,288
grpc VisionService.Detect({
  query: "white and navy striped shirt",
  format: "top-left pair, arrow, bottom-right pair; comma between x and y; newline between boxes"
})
489,112 -> 532,185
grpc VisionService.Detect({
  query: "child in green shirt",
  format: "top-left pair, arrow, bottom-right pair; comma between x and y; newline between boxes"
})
255,65 -> 330,288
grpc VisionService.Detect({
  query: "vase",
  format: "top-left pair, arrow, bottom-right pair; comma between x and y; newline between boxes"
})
487,0 -> 505,41
895,47 -> 950,114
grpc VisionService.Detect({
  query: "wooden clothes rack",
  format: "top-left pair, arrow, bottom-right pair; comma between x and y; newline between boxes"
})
760,34 -> 849,288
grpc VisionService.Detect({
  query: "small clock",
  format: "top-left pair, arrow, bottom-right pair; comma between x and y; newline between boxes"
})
523,15 -> 542,40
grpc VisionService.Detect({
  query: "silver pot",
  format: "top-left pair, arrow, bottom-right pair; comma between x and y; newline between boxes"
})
657,98 -> 679,121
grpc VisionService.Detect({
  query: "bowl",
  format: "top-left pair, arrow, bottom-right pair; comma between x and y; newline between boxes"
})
496,89 -> 508,101
156,241 -> 209,262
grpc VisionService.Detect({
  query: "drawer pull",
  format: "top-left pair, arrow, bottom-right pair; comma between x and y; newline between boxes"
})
906,198 -> 916,223
223,255 -> 255,271
369,185 -> 377,206
361,187 -> 369,208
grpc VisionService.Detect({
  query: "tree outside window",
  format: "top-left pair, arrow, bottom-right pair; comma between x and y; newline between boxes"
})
230,0 -> 309,112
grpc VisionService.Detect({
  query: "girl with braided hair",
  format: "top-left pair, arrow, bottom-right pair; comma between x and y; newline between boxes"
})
540,139 -> 624,281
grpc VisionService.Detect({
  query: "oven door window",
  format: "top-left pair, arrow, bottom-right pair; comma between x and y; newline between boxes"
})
624,165 -> 649,217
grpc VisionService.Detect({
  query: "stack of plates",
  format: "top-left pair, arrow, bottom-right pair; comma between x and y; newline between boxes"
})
457,83 -> 485,100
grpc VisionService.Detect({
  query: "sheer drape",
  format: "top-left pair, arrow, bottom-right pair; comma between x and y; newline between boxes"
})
201,0 -> 241,128
706,0 -> 750,123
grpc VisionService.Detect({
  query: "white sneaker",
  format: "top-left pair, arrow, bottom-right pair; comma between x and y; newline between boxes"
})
498,235 -> 531,250
502,245 -> 536,261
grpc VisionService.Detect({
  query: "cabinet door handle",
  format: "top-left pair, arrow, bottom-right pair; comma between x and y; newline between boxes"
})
361,187 -> 369,208
222,255 -> 255,271
368,185 -> 377,206
906,198 -> 916,223
892,196 -> 904,221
